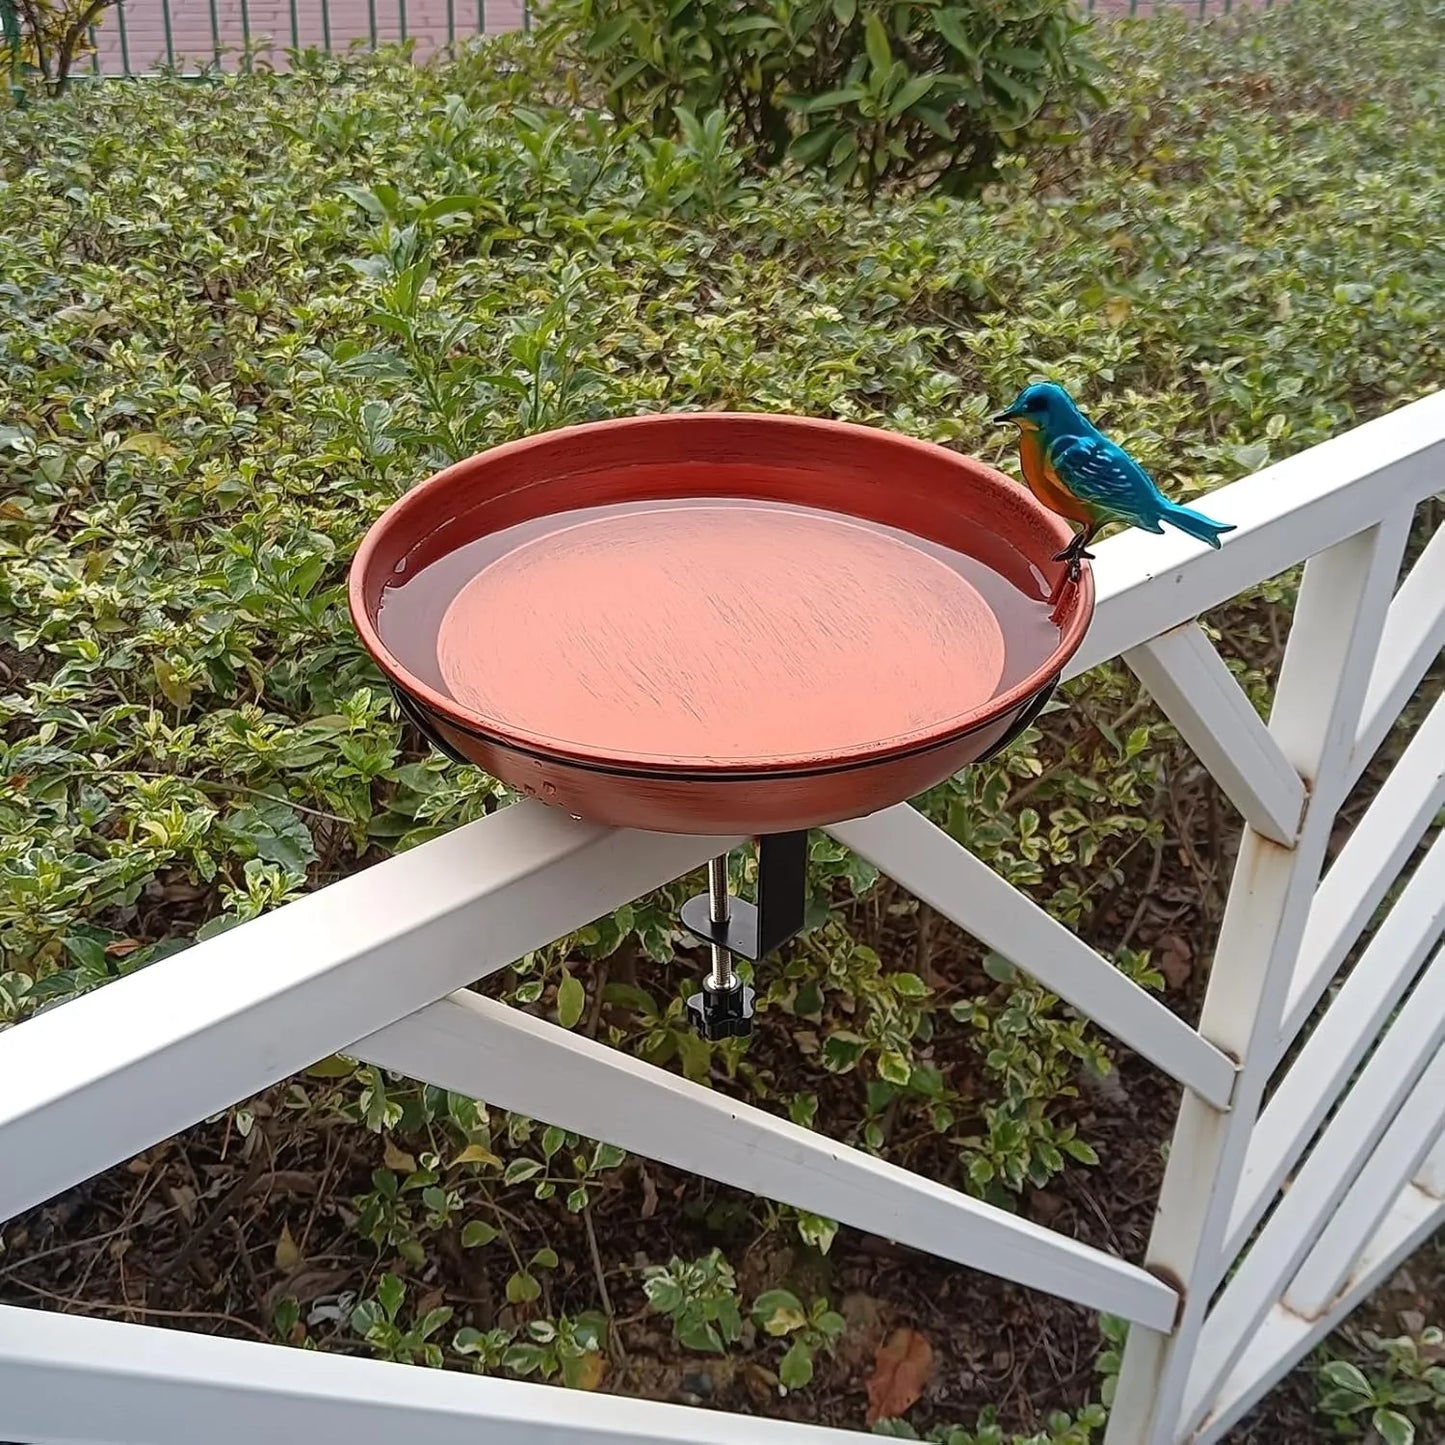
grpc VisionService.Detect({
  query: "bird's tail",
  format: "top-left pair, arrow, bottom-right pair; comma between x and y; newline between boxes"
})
1158,498 -> 1236,550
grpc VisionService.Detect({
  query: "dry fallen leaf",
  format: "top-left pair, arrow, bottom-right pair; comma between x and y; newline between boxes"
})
865,1326 -> 934,1425
383,1139 -> 417,1174
572,1351 -> 607,1391
1155,932 -> 1194,991
274,1222 -> 301,1272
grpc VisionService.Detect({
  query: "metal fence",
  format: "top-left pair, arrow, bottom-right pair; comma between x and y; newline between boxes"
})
1,0 -> 1281,84
1,0 -> 522,83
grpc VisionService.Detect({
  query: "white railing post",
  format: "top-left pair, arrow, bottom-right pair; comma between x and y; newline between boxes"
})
1105,512 -> 1412,1445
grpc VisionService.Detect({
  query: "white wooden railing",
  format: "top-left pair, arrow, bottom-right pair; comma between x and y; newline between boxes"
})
1,390 -> 1443,1445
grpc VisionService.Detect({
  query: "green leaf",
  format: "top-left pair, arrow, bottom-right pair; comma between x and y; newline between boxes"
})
677,1318 -> 724,1353
417,194 -> 483,224
888,74 -> 936,118
152,658 -> 191,709
643,1276 -> 684,1314
864,13 -> 892,75
590,1141 -> 627,1172
1317,1360 -> 1373,1402
557,969 -> 586,1029
788,125 -> 844,165
933,9 -> 978,63
503,1159 -> 544,1184
376,1273 -> 405,1320
1372,1409 -> 1415,1445
218,801 -> 317,877
878,1050 -> 912,1086
993,44 -> 1047,70
753,1289 -> 807,1336
506,1271 -> 541,1304
831,0 -> 855,21
983,952 -> 1018,983
796,1210 -> 838,1254
787,85 -> 868,114
461,1220 -> 500,1248
780,1338 -> 815,1389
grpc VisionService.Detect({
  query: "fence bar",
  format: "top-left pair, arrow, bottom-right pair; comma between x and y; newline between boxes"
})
356,989 -> 1181,1328
830,805 -> 1237,1106
0,1305 -> 868,1445
1228,842 -> 1445,1259
0,802 -> 739,1225
161,0 -> 174,68
1279,690 -> 1445,1052
1124,621 -> 1305,845
115,0 -> 131,74
476,0 -> 484,32
1105,512 -> 1412,1445
207,0 -> 220,65
446,0 -> 454,45
320,0 -> 331,55
1284,1057 -> 1445,1317
1181,956 -> 1445,1428
289,0 -> 300,52
88,21 -> 100,72
1198,1155 -> 1445,1443
398,0 -> 406,44
1352,522 -> 1445,781
239,0 -> 251,69
367,0 -> 377,45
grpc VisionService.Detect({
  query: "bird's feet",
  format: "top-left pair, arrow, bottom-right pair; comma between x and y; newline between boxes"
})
1051,537 -> 1095,584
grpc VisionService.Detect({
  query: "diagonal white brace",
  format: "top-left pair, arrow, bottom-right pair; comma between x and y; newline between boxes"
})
827,805 -> 1237,1108
0,802 -> 739,1224
1124,621 -> 1305,846
1279,688 -> 1445,1054
1283,1055 -> 1445,1318
352,989 -> 1180,1330
1195,1137 -> 1445,1444
1351,521 -> 1445,782
1228,837 -> 1445,1260
1182,958 -> 1445,1429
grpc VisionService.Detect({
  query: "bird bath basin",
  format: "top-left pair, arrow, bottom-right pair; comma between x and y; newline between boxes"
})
350,412 -> 1094,1036
349,412 -> 1094,836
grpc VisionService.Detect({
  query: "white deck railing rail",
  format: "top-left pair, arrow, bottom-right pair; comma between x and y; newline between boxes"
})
2,389 -> 1443,1445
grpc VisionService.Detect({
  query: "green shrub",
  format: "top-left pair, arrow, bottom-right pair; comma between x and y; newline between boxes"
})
1,0 -> 1444,1427
2,0 -> 118,94
537,0 -> 1099,194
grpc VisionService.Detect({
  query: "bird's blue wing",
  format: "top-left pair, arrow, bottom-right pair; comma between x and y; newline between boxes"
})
1048,434 -> 1167,530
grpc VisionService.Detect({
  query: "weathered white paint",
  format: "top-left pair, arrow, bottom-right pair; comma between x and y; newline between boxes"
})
1124,621 -> 1304,845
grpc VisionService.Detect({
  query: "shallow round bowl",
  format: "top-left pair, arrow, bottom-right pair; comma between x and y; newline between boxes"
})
349,413 -> 1094,834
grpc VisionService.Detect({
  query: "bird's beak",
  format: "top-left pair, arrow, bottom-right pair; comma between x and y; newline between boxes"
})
993,408 -> 1019,424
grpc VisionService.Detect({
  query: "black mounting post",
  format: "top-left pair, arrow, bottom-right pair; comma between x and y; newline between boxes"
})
680,831 -> 809,963
681,831 -> 809,1041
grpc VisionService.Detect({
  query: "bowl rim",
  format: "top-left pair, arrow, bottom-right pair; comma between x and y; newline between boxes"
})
348,411 -> 1096,779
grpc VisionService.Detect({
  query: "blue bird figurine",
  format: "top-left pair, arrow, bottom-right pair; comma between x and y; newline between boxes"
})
994,382 -> 1236,581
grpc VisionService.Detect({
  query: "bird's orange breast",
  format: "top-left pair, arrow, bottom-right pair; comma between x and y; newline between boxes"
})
1017,429 -> 1094,526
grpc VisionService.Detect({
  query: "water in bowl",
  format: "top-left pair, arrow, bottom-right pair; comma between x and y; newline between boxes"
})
375,496 -> 1062,770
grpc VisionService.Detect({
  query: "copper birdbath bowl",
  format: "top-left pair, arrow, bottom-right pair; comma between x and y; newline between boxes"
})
350,413 -> 1093,1034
